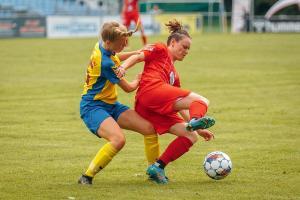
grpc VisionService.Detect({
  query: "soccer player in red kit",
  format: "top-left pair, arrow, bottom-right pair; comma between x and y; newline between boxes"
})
122,0 -> 147,45
115,19 -> 215,184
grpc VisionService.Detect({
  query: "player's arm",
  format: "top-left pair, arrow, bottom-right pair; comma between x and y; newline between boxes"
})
117,51 -> 139,61
122,51 -> 145,70
117,73 -> 141,93
115,52 -> 145,78
117,44 -> 154,62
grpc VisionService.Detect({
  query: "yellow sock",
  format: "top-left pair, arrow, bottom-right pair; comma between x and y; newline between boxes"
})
85,142 -> 118,177
144,134 -> 160,165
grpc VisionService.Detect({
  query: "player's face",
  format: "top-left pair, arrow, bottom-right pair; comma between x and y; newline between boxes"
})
172,37 -> 191,61
111,36 -> 128,53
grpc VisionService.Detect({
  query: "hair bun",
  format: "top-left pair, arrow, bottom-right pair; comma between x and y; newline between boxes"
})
165,19 -> 183,33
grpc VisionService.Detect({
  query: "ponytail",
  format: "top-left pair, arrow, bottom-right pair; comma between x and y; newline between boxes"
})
101,20 -> 140,42
165,19 -> 191,45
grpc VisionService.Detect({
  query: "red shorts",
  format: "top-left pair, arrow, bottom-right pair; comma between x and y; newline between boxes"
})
122,12 -> 139,27
135,84 -> 190,134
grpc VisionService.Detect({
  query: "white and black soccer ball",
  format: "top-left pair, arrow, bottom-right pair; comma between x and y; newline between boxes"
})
203,151 -> 232,180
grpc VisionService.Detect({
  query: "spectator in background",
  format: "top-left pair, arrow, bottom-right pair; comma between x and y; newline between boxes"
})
122,0 -> 147,45
243,10 -> 251,32
150,4 -> 162,15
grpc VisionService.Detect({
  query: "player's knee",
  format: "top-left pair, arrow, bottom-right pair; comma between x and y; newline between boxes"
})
196,96 -> 209,107
143,122 -> 156,135
203,98 -> 209,106
190,92 -> 209,106
186,132 -> 198,144
111,135 -> 126,150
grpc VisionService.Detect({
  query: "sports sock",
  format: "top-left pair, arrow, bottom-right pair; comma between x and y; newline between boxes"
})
156,159 -> 166,169
159,136 -> 193,166
144,134 -> 160,165
85,142 -> 118,177
189,100 -> 208,120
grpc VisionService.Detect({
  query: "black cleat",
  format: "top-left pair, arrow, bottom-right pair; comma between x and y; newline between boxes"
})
78,174 -> 93,185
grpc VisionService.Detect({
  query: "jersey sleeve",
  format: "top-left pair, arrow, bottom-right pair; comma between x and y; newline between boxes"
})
143,43 -> 167,62
101,60 -> 120,84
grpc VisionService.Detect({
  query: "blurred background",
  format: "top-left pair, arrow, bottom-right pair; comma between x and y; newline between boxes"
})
0,0 -> 299,38
0,1 -> 299,199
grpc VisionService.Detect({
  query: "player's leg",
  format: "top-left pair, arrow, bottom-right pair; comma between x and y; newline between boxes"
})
138,86 -> 215,131
146,123 -> 198,184
79,107 -> 125,185
174,92 -> 215,131
149,123 -> 214,184
117,109 -> 159,165
140,24 -> 147,45
122,13 -> 131,28
79,117 -> 125,185
133,14 -> 147,45
156,124 -> 197,167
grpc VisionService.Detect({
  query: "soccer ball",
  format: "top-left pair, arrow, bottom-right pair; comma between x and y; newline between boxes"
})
203,151 -> 232,180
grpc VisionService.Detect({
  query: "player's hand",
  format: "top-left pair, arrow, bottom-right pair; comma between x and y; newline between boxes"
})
197,129 -> 214,141
115,66 -> 126,78
138,44 -> 154,53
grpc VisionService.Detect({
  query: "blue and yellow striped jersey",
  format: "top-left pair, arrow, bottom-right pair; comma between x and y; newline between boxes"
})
82,42 -> 121,104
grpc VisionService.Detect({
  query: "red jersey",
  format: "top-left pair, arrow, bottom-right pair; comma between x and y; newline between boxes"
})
135,43 -> 190,134
136,43 -> 181,99
122,0 -> 139,14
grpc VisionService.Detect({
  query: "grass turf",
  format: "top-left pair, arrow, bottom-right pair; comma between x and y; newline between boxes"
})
0,33 -> 299,200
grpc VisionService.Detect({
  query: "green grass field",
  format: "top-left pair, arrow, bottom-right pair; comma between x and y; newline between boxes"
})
0,33 -> 299,200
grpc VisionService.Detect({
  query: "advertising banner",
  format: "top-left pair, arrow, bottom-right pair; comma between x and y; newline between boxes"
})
0,17 -> 46,38
0,18 -> 17,37
17,17 -> 46,37
102,14 -> 201,36
253,18 -> 300,32
47,16 -> 101,38
101,15 -> 159,35
153,14 -> 202,35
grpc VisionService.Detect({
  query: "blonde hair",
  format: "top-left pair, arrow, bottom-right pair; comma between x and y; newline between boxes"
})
165,19 -> 191,45
100,21 -> 139,42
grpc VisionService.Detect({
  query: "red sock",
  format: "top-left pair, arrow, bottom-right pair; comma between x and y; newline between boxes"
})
189,100 -> 208,120
159,136 -> 193,166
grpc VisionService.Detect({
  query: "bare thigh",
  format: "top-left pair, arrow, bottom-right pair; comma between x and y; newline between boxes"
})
117,109 -> 156,136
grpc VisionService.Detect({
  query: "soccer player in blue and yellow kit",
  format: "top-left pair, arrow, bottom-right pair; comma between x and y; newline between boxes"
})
78,21 -> 159,185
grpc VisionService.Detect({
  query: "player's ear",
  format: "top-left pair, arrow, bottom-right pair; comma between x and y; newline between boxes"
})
104,40 -> 111,46
170,38 -> 177,47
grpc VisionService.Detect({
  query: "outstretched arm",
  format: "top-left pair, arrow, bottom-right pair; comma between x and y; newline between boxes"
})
117,44 -> 154,62
117,51 -> 139,61
123,52 -> 145,70
115,52 -> 145,78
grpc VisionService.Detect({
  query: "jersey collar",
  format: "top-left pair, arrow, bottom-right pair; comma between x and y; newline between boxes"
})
99,42 -> 116,56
